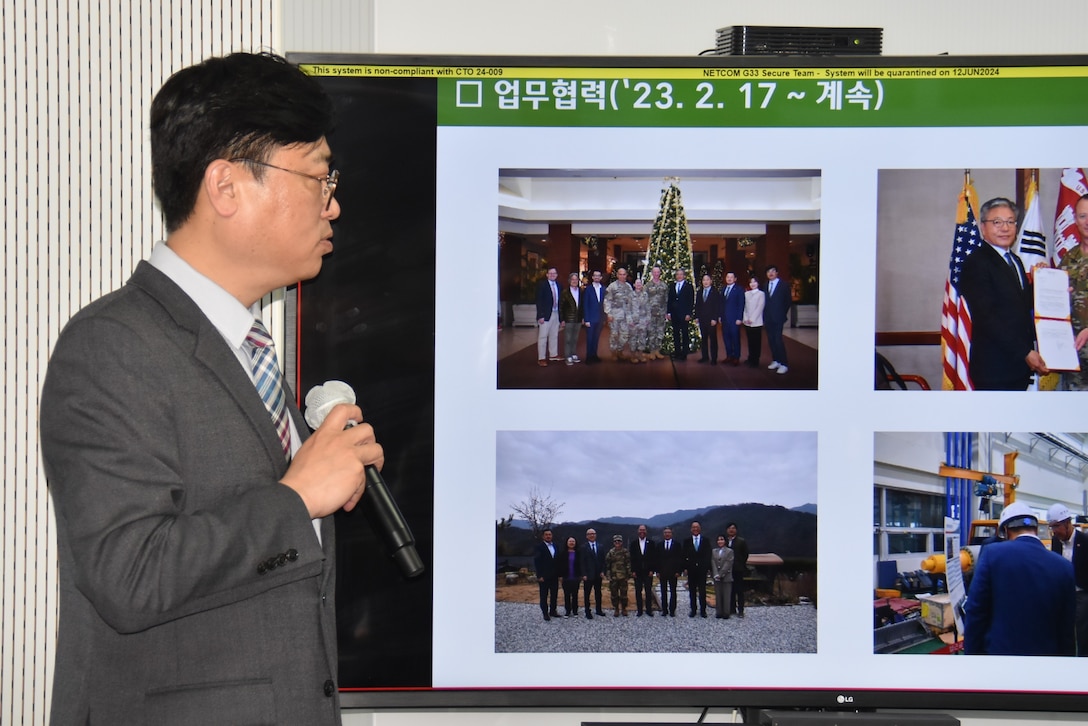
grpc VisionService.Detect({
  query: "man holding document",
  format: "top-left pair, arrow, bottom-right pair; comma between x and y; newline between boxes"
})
958,197 -> 1050,390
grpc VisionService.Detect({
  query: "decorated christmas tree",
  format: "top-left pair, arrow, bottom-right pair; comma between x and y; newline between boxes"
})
644,180 -> 699,355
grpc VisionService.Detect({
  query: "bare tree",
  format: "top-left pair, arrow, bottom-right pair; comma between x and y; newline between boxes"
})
510,486 -> 565,539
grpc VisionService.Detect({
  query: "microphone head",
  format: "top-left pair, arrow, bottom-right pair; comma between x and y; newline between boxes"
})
303,380 -> 356,430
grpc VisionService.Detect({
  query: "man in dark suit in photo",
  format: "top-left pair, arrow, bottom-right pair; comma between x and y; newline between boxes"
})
726,522 -> 750,617
720,271 -> 745,365
1048,504 -> 1088,655
579,528 -> 608,619
583,269 -> 606,364
964,502 -> 1075,656
533,528 -> 561,621
694,274 -> 721,364
764,264 -> 791,375
666,268 -> 694,360
683,521 -> 713,617
629,524 -> 657,616
958,197 -> 1050,390
657,526 -> 685,617
39,53 -> 381,724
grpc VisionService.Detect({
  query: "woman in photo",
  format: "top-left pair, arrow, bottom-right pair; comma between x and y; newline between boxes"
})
711,534 -> 734,619
561,536 -> 583,616
742,277 -> 766,368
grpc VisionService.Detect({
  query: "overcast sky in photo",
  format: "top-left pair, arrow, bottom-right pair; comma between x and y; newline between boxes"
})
495,430 -> 817,523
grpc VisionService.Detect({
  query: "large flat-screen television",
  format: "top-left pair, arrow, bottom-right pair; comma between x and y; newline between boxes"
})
289,51 -> 1088,714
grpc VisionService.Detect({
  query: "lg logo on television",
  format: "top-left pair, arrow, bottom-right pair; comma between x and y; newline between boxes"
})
836,695 -> 855,704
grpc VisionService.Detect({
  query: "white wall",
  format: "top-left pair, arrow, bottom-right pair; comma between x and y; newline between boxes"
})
2,2 -> 280,723
5,1 -> 1088,723
368,1 -> 1088,57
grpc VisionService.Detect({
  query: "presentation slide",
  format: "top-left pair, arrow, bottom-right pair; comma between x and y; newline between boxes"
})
294,55 -> 1088,708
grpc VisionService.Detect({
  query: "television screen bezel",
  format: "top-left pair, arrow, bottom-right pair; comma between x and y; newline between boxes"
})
289,50 -> 1088,714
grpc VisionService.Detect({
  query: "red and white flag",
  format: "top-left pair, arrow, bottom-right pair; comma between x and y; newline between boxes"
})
1054,168 -> 1088,266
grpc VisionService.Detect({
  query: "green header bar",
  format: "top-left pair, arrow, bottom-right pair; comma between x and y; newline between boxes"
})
300,63 -> 1088,127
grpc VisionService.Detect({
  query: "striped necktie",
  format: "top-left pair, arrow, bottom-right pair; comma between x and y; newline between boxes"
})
245,319 -> 291,461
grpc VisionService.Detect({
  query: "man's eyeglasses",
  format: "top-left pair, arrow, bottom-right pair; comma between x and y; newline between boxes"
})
981,218 -> 1017,229
231,158 -> 340,210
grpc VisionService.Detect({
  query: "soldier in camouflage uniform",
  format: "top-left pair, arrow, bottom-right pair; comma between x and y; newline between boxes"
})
644,265 -> 668,360
605,534 -> 631,616
627,278 -> 651,363
603,267 -> 634,360
1061,194 -> 1088,390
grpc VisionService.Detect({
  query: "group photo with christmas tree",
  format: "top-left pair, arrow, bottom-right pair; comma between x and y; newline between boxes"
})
497,169 -> 821,390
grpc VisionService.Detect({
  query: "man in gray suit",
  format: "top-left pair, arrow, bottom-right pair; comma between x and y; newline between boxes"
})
39,53 -> 382,725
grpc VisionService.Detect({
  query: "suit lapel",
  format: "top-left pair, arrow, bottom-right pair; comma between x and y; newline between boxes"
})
129,262 -> 294,476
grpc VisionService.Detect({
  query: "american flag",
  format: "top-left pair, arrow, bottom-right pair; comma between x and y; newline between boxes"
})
941,178 -> 980,390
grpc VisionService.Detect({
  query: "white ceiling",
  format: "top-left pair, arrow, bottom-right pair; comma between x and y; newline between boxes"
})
498,168 -> 822,237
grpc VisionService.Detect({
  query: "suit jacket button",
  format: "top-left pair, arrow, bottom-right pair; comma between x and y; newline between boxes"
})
324,679 -> 335,697
276,553 -> 288,567
257,562 -> 267,575
286,548 -> 299,561
265,557 -> 278,571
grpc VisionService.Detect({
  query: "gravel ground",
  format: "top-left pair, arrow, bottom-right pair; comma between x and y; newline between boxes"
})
495,602 -> 817,653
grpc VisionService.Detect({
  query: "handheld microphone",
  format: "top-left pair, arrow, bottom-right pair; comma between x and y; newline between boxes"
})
304,380 -> 425,579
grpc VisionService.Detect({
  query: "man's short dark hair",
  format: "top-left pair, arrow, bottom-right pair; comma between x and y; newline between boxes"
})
765,265 -> 778,274
150,52 -> 335,232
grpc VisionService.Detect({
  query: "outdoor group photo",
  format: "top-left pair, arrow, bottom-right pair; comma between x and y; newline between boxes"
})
494,430 -> 818,654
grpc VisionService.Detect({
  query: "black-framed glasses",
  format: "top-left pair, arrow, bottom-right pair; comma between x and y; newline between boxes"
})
981,218 -> 1017,229
231,158 -> 340,210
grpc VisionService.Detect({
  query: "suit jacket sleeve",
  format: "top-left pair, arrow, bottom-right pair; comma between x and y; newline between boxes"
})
696,287 -> 720,322
682,283 -> 694,316
535,280 -> 554,320
534,543 -> 559,578
958,247 -> 1035,365
40,286 -> 325,635
723,286 -> 745,322
733,537 -> 750,570
963,547 -> 994,654
578,545 -> 594,578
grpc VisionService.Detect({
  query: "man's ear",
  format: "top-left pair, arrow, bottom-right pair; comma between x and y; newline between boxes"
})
203,159 -> 240,218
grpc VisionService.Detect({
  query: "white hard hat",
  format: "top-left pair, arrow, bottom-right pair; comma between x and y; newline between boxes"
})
999,501 -> 1038,530
1047,503 -> 1074,525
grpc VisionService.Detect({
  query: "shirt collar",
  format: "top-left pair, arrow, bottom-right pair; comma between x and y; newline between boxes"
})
148,241 -> 259,349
